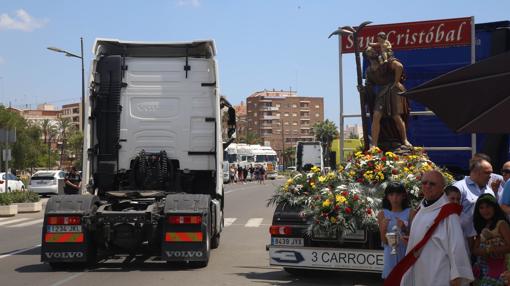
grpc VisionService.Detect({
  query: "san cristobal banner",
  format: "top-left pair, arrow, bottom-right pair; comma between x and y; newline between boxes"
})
341,17 -> 473,53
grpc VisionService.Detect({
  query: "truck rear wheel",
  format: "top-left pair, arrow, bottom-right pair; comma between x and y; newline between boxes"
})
211,233 -> 220,249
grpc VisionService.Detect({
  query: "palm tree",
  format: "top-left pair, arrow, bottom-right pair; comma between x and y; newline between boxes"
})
67,129 -> 84,168
241,131 -> 261,145
56,117 -> 72,168
312,120 -> 339,167
283,147 -> 296,168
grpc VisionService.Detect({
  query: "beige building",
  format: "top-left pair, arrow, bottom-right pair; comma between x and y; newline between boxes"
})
8,104 -> 60,127
61,102 -> 82,130
234,101 -> 247,141
246,89 -> 324,159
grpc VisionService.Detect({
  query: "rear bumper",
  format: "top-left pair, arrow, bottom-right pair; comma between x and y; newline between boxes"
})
268,246 -> 384,273
29,185 -> 59,194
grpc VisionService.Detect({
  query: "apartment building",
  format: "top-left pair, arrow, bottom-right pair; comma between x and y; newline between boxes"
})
61,102 -> 82,130
246,89 -> 324,158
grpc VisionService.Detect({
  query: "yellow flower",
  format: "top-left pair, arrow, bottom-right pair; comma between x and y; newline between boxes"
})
311,166 -> 321,173
330,216 -> 337,223
336,194 -> 347,204
319,176 -> 326,183
385,151 -> 396,158
355,151 -> 363,158
349,171 -> 356,177
310,182 -> 315,189
287,178 -> 293,185
322,199 -> 331,208
337,165 -> 344,172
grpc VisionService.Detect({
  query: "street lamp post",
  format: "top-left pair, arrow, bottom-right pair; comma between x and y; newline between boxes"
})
47,37 -> 85,132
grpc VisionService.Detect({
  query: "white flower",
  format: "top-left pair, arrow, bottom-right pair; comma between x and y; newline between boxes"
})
336,185 -> 348,191
293,174 -> 303,180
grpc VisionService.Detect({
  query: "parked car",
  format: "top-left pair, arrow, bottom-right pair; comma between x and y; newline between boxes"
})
28,170 -> 66,195
0,172 -> 26,192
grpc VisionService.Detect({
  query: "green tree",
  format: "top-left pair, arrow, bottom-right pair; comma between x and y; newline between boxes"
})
67,129 -> 84,168
0,106 -> 46,172
283,146 -> 296,168
312,119 -> 339,167
240,131 -> 261,145
56,116 -> 72,168
349,132 -> 359,139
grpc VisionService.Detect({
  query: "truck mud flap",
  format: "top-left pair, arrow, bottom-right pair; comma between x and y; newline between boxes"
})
41,195 -> 99,263
161,194 -> 210,262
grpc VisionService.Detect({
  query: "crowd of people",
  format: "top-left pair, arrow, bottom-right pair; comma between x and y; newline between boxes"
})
379,153 -> 510,286
228,164 -> 266,184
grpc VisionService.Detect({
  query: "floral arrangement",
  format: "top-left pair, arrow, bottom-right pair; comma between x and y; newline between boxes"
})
268,146 -> 453,233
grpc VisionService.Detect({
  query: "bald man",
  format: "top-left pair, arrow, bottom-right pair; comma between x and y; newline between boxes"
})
454,159 -> 496,239
402,170 -> 473,286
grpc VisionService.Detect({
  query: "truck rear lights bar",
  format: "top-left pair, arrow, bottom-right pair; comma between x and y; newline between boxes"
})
270,225 -> 293,236
44,233 -> 84,243
168,215 -> 202,225
47,216 -> 81,225
165,232 -> 203,242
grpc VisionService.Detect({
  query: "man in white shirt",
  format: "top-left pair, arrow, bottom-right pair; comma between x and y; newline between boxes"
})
454,158 -> 495,239
402,170 -> 473,286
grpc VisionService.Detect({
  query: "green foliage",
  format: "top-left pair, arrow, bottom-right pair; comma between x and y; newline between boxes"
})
8,191 -> 40,203
239,131 -> 261,144
0,107 -> 84,171
313,120 -> 339,167
0,193 -> 13,206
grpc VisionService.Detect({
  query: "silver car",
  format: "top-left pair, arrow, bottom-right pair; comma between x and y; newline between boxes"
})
29,170 -> 65,195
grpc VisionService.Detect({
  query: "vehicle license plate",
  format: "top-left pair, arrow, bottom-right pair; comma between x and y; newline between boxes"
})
271,237 -> 304,246
37,181 -> 47,185
47,225 -> 82,233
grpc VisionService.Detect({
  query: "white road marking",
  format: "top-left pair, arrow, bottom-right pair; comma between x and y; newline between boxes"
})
8,218 -> 44,228
0,244 -> 41,260
245,218 -> 263,227
0,217 -> 12,221
224,218 -> 237,227
0,218 -> 30,226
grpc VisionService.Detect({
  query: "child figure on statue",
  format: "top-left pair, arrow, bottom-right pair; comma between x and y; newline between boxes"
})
369,32 -> 393,65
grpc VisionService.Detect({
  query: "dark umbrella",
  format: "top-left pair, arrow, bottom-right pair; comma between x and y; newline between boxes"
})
403,51 -> 510,133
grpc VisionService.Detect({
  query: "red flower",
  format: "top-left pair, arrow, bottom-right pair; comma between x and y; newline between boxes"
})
381,156 -> 387,161
345,207 -> 352,214
341,191 -> 348,197
394,156 -> 399,161
366,208 -> 372,215
368,162 -> 374,167
353,195 -> 359,201
334,205 -> 340,211
356,178 -> 364,183
392,169 -> 398,175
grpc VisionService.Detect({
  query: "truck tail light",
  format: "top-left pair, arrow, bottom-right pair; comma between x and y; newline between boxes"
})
168,215 -> 202,225
270,225 -> 293,236
47,216 -> 81,225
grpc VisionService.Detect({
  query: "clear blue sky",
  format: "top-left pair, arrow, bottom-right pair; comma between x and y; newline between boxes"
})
0,0 -> 508,126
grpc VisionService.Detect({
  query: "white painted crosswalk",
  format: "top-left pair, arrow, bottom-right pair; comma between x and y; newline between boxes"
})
8,218 -> 44,228
0,218 -> 31,226
244,218 -> 264,227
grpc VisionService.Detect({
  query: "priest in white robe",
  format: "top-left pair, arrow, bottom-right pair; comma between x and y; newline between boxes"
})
401,170 -> 474,286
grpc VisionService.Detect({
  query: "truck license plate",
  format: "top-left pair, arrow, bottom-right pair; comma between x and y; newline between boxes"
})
47,225 -> 82,233
272,237 -> 304,246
